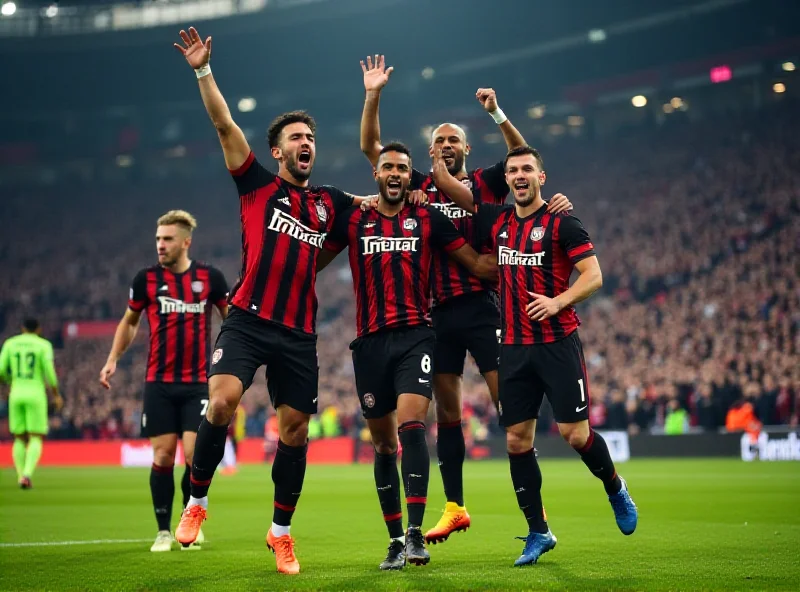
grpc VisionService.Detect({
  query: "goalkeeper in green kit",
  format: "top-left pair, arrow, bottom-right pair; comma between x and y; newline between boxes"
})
0,318 -> 63,489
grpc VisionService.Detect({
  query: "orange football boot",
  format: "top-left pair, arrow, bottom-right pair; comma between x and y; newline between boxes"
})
266,529 -> 300,575
175,505 -> 206,547
425,502 -> 471,544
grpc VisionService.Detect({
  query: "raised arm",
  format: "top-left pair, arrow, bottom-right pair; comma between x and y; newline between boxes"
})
174,27 -> 251,171
360,54 -> 393,167
476,88 -> 526,150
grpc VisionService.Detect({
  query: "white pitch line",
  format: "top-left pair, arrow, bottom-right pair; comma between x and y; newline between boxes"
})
0,538 -> 152,548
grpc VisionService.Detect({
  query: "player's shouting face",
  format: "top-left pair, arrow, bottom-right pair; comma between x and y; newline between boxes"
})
430,123 -> 469,176
270,119 -> 316,183
505,152 -> 547,208
374,149 -> 412,205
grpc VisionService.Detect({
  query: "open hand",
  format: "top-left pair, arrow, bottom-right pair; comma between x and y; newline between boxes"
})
99,361 -> 116,390
361,54 -> 393,92
174,27 -> 212,69
525,292 -> 564,321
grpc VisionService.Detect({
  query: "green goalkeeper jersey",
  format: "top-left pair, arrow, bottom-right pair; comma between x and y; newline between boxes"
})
0,333 -> 58,397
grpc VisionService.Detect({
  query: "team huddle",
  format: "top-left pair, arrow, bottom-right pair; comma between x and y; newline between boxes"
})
49,25 -> 640,573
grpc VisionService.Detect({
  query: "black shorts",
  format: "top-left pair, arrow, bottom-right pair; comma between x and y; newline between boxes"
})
208,306 -> 318,415
498,331 -> 590,427
350,326 -> 435,419
141,382 -> 208,438
431,291 -> 500,376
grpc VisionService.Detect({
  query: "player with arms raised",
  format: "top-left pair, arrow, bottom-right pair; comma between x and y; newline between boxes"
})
0,318 -> 62,490
318,142 -> 496,570
473,146 -> 638,566
99,210 -> 229,552
360,56 -> 572,543
172,27 -> 378,574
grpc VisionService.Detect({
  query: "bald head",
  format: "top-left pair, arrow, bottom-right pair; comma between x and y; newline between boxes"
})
430,122 -> 470,176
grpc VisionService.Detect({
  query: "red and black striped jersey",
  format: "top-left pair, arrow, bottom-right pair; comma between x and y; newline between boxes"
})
324,204 -> 466,338
128,261 -> 228,383
475,203 -> 596,345
228,152 -> 353,334
411,163 -> 508,306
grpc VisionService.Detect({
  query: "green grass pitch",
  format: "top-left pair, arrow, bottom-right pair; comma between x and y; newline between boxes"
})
1,459 -> 799,591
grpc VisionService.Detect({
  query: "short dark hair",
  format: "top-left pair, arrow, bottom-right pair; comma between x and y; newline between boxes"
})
267,111 -> 316,149
504,145 -> 544,171
23,318 -> 40,332
377,141 -> 412,165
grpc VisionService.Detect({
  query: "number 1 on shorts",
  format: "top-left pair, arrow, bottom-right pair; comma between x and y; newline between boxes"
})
578,378 -> 585,402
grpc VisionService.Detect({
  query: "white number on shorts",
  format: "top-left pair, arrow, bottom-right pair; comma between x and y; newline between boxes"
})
578,379 -> 585,403
496,328 -> 502,344
421,354 -> 431,375
200,399 -> 209,416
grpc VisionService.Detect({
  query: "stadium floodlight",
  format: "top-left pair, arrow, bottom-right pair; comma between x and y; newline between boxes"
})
45,3 -> 58,18
631,95 -> 647,108
1,2 -> 17,16
588,29 -> 606,43
663,103 -> 674,114
421,67 -> 435,80
527,105 -> 546,119
567,115 -> 584,127
782,62 -> 796,72
670,97 -> 683,109
773,82 -> 786,94
237,97 -> 256,113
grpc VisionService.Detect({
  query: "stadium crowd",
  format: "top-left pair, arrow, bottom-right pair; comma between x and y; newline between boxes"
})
1,102 -> 798,441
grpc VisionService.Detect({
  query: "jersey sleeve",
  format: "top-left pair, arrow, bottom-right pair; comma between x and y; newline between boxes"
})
229,152 -> 277,196
476,161 -> 509,204
557,214 -> 596,263
41,340 -> 58,388
428,207 -> 467,252
208,267 -> 230,308
0,340 -> 9,383
323,207 -> 354,254
411,168 -> 429,190
128,269 -> 148,312
321,185 -> 355,214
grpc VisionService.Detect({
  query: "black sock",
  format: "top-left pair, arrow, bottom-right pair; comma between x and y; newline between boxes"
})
150,463 -> 175,531
508,448 -> 548,534
399,421 -> 429,529
181,463 -> 191,507
575,429 -> 622,495
190,418 -> 229,499
272,439 -> 308,527
436,421 -> 465,506
374,450 -> 404,539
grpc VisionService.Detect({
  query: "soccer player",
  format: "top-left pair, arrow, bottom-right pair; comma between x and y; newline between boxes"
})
318,142 -> 497,570
99,210 -> 229,552
360,55 -> 572,543
472,145 -> 638,566
172,27 -> 378,574
0,318 -> 62,489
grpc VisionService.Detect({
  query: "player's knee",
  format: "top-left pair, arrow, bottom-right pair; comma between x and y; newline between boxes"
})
152,447 -> 176,467
279,414 -> 309,447
434,399 -> 461,424
207,396 -> 236,425
505,426 -> 533,454
560,424 -> 590,449
372,435 -> 398,456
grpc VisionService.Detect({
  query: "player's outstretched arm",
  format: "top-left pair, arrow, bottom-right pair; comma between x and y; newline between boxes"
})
526,256 -> 602,321
476,88 -> 526,150
360,54 -> 393,167
99,309 -> 142,390
431,147 -> 477,213
174,27 -> 251,170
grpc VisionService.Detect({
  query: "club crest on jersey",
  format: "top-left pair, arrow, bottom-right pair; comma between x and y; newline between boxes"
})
191,281 -> 204,294
531,227 -> 545,241
403,219 -> 418,231
363,393 -> 375,408
212,348 -> 223,365
315,202 -> 328,223
364,221 -> 376,229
